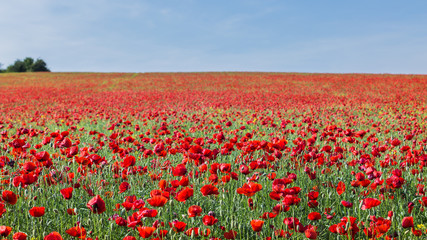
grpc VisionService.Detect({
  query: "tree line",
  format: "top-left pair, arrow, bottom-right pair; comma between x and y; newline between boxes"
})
0,57 -> 50,73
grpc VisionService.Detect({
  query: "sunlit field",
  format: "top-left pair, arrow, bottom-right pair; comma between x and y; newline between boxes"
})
0,72 -> 426,239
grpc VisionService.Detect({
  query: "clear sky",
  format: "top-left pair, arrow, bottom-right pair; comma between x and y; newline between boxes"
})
1,0 -> 427,73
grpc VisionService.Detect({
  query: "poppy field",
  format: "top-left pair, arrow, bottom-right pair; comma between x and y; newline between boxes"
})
0,72 -> 426,240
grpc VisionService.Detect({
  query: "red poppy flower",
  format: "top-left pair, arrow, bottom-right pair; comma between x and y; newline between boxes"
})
35,151 -> 50,162
154,143 -> 165,155
260,212 -> 277,219
44,232 -> 63,240
67,208 -> 77,215
139,209 -> 158,218
60,187 -> 73,200
401,216 -> 414,228
13,232 -> 27,240
341,200 -> 353,208
412,228 -> 422,236
265,172 -> 276,180
355,172 -> 365,181
275,229 -> 292,238
307,191 -> 319,200
87,195 -> 106,214
185,227 -> 200,237
0,203 -> 6,217
250,219 -> 264,232
147,195 -> 168,207
122,155 -> 136,167
75,157 -> 90,166
336,181 -> 345,195
174,187 -> 194,202
12,138 -> 26,148
188,205 -> 202,217
200,184 -> 219,196
2,190 -> 18,205
224,230 -> 237,239
307,212 -> 322,221
119,182 -> 130,193
361,198 -> 381,210
137,226 -> 156,238
220,163 -> 231,173
171,180 -> 180,188
283,195 -> 301,206
202,215 -> 218,226
221,174 -> 231,183
376,222 -> 391,235
208,174 -> 219,183
386,174 -> 405,189
122,236 -> 136,240
179,176 -> 189,186
239,165 -> 250,175
308,200 -> 319,208
363,217 -> 391,238
172,164 -> 187,176
115,217 -> 126,226
149,189 -> 163,198
0,226 -> 12,237
248,198 -> 254,210
324,208 -> 336,220
157,229 -> 168,238
29,206 -> 45,217
330,216 -> 361,238
391,139 -> 401,147
59,138 -> 72,148
171,221 -> 187,232
283,217 -> 302,230
236,182 -> 263,197
23,161 -> 36,172
272,204 -> 289,214
65,226 -> 86,239
305,226 -> 318,239
21,173 -> 38,187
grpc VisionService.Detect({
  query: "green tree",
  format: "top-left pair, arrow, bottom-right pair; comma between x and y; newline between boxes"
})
6,57 -> 50,72
32,58 -> 50,72
23,57 -> 35,72
7,59 -> 26,72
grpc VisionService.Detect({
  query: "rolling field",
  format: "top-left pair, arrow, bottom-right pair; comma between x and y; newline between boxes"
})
0,72 -> 426,239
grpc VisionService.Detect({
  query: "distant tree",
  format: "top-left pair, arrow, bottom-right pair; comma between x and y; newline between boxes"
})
0,63 -> 4,73
7,59 -> 26,72
23,57 -> 34,71
31,58 -> 50,72
6,57 -> 50,72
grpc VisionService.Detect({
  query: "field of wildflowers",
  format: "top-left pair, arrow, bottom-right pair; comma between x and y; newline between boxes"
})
0,72 -> 426,239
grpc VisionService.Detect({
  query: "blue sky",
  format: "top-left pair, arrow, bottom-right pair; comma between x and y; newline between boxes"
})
1,0 -> 427,73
